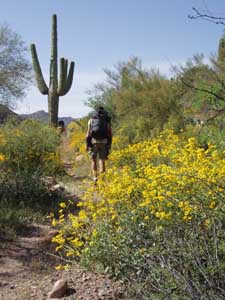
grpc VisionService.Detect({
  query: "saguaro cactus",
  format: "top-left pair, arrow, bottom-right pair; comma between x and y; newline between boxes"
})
30,14 -> 74,126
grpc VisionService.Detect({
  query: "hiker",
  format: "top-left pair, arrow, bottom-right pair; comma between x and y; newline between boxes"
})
57,120 -> 66,135
86,106 -> 112,183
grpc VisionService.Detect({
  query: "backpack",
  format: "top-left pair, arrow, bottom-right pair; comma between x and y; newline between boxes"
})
90,110 -> 110,139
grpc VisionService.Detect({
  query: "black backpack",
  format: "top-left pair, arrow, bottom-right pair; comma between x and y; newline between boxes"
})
90,110 -> 110,139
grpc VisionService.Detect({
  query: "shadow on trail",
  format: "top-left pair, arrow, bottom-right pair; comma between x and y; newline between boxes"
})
0,224 -> 60,277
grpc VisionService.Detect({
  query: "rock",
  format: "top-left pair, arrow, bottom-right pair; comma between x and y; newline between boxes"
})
0,281 -> 8,287
75,154 -> 85,162
50,184 -> 65,193
41,176 -> 57,189
98,287 -> 107,297
9,284 -> 16,289
48,278 -> 68,299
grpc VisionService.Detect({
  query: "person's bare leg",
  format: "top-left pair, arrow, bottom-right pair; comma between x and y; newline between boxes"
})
99,159 -> 106,174
91,158 -> 98,180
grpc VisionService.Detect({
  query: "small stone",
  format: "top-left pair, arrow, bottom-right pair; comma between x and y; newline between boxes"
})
48,279 -> 68,299
75,154 -> 85,162
98,288 -> 107,297
50,184 -> 65,192
31,285 -> 37,289
9,284 -> 16,289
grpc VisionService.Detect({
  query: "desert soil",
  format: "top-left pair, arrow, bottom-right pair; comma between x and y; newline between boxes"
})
0,222 -> 123,300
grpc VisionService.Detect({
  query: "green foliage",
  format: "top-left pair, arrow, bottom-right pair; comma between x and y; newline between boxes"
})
0,119 -> 62,174
218,34 -> 225,64
86,57 -> 185,143
174,53 -> 225,127
0,206 -> 30,239
0,24 -> 32,107
0,168 -> 56,211
0,187 -> 57,239
82,214 -> 225,300
198,118 -> 225,150
0,119 -> 64,238
0,119 -> 63,205
0,169 -> 52,238
86,37 -> 225,147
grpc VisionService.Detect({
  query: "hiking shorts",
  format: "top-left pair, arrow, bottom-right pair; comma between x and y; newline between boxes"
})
89,143 -> 109,160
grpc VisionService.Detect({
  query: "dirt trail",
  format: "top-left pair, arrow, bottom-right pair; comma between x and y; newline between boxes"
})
0,224 -> 61,300
0,139 -> 123,300
0,224 -> 122,300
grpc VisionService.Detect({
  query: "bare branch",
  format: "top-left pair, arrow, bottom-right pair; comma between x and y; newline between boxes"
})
204,107 -> 225,123
180,77 -> 225,102
188,7 -> 225,25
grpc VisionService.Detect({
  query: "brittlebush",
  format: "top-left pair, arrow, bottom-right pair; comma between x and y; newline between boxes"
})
0,120 -> 63,205
0,120 -> 63,174
53,130 -> 225,299
68,121 -> 86,154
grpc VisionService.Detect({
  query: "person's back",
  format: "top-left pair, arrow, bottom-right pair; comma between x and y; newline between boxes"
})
86,107 -> 112,183
90,108 -> 110,143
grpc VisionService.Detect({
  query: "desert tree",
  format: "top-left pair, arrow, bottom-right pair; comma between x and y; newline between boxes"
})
86,57 -> 184,142
0,24 -> 32,108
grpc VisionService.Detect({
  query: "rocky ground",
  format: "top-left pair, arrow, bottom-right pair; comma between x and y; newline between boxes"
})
0,223 -> 123,300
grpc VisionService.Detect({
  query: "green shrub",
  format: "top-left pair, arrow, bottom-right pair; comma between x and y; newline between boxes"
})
0,169 -> 50,205
81,209 -> 225,300
0,119 -> 63,175
0,120 -> 64,237
0,119 -> 63,204
183,118 -> 225,152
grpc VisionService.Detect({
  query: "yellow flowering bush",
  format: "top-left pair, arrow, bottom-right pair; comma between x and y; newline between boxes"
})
0,119 -> 63,174
110,128 -> 130,151
68,121 -> 86,154
53,130 -> 225,299
0,153 -> 5,162
42,151 -> 64,174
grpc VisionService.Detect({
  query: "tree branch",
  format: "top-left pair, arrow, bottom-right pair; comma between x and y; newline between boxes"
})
188,7 -> 225,25
180,78 -> 225,102
204,107 -> 225,123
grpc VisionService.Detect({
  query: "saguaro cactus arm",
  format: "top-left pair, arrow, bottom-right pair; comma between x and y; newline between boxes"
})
58,60 -> 74,96
64,61 -> 75,95
57,58 -> 67,95
30,44 -> 48,95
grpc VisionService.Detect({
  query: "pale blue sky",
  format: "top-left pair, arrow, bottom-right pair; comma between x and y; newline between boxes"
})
1,0 -> 225,117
